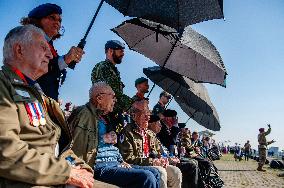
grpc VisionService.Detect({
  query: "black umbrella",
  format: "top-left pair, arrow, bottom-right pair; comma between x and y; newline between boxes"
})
106,0 -> 224,32
143,66 -> 221,131
112,18 -> 227,87
70,0 -> 224,67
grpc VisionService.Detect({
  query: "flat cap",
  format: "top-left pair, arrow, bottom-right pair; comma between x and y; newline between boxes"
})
259,128 -> 264,132
149,115 -> 160,123
178,123 -> 186,128
105,40 -> 125,50
135,77 -> 148,86
28,3 -> 62,19
163,109 -> 177,117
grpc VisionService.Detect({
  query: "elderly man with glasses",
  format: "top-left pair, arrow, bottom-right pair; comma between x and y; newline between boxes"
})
118,101 -> 182,188
69,82 -> 160,188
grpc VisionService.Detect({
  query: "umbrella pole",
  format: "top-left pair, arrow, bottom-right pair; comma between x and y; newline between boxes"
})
69,0 -> 105,68
162,37 -> 178,68
185,117 -> 191,124
146,36 -> 178,97
165,97 -> 173,109
165,83 -> 181,109
146,83 -> 156,98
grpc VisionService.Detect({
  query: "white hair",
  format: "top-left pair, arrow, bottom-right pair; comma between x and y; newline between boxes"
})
3,24 -> 45,63
89,81 -> 112,101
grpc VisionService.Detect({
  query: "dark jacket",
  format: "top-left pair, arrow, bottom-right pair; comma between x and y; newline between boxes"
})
37,41 -> 74,101
157,121 -> 180,150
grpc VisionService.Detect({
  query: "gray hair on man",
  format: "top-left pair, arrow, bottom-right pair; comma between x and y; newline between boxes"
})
89,81 -> 112,102
3,24 -> 45,63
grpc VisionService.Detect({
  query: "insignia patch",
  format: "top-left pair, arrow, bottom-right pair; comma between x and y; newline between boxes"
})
119,134 -> 125,143
13,79 -> 24,84
15,89 -> 30,98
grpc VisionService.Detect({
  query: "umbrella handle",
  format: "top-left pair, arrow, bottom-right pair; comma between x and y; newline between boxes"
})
146,83 -> 156,98
68,0 -> 105,69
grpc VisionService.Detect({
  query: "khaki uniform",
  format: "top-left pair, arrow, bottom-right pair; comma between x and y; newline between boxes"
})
0,65 -> 91,187
118,123 -> 182,188
258,127 -> 272,166
68,103 -> 119,188
68,102 -> 100,167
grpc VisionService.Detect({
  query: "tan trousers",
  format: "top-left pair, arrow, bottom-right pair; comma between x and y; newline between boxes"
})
258,148 -> 267,166
154,165 -> 182,188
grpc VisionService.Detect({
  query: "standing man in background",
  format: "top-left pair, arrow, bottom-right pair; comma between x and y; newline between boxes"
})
244,140 -> 251,161
91,40 -> 132,133
257,124 -> 275,171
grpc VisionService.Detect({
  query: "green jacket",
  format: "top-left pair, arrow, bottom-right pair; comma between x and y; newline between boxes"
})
68,102 -> 102,167
0,65 -> 91,187
91,59 -> 132,113
258,127 -> 272,149
118,123 -> 161,166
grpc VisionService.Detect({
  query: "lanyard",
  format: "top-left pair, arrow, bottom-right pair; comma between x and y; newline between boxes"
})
11,66 -> 28,84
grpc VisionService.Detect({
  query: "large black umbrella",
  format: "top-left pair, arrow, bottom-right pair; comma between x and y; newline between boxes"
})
112,18 -> 227,87
70,0 -> 224,67
143,66 -> 221,131
106,0 -> 224,32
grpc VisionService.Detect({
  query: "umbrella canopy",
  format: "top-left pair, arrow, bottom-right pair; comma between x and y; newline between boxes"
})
143,66 -> 221,131
105,0 -> 224,32
112,18 -> 227,87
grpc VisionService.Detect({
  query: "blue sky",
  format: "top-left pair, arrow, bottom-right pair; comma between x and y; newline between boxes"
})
0,0 -> 283,150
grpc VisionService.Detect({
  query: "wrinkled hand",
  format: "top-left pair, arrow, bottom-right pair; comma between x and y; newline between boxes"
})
153,158 -> 163,167
169,157 -> 180,165
194,147 -> 201,154
67,166 -> 94,188
160,157 -> 169,168
65,46 -> 85,64
121,161 -> 132,168
103,131 -> 117,144
191,153 -> 198,158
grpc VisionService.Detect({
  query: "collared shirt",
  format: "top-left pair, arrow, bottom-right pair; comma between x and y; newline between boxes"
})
132,92 -> 148,102
44,33 -> 68,71
95,117 -> 123,165
138,127 -> 150,158
152,102 -> 165,116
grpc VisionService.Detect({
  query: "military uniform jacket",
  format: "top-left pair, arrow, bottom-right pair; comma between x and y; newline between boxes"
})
152,102 -> 165,116
0,65 -> 90,187
157,121 -> 180,150
68,102 -> 101,167
118,123 -> 161,166
91,59 -> 132,113
258,127 -> 271,149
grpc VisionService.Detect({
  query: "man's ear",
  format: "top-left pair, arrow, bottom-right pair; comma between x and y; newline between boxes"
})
13,43 -> 24,59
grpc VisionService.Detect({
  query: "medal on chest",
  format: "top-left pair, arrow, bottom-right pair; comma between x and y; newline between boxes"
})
25,102 -> 46,126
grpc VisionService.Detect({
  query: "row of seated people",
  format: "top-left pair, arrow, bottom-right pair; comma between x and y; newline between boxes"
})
0,25 -> 221,188
68,81 -> 223,188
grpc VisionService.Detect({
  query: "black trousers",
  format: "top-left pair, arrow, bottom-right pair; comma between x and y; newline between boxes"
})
177,159 -> 199,188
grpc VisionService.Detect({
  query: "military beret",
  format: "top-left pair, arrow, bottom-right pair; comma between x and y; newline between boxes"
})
259,128 -> 264,132
135,77 -> 148,86
159,91 -> 171,99
105,40 -> 125,50
28,3 -> 62,19
178,123 -> 186,128
163,109 -> 177,117
149,115 -> 160,123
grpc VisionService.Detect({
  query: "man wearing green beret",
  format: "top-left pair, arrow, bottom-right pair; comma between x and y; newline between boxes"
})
91,40 -> 133,133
